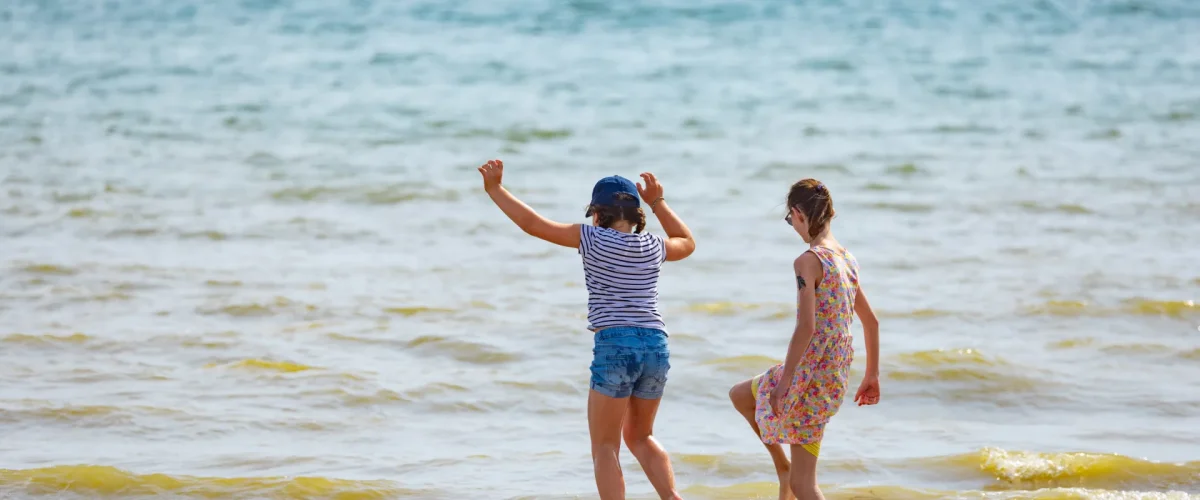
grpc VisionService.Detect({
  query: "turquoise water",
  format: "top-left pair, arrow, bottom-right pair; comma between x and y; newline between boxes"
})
2,1 -> 1199,498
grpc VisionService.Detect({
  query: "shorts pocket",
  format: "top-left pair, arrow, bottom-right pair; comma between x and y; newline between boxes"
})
590,344 -> 637,398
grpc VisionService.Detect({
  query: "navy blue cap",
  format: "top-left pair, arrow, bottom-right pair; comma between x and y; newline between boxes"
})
590,175 -> 640,208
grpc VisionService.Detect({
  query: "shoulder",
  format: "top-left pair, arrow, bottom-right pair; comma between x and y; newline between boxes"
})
793,251 -> 822,276
641,231 -> 665,244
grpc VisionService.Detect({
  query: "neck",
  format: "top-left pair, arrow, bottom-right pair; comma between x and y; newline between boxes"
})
608,221 -> 634,233
808,229 -> 832,247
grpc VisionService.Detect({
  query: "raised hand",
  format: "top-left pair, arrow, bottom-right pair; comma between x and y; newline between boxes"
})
478,159 -> 504,193
636,172 -> 663,206
854,374 -> 880,406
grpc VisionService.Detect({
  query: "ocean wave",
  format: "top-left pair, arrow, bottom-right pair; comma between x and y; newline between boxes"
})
878,308 -> 957,319
676,482 -> 1135,500
700,355 -> 782,374
383,306 -> 456,317
269,183 -> 459,205
675,452 -> 870,480
952,447 -> 1200,491
885,163 -> 929,176
2,332 -> 91,344
750,161 -> 853,180
197,296 -> 320,318
206,359 -> 316,374
0,402 -> 190,428
682,302 -> 791,321
1017,201 -> 1094,215
206,359 -> 366,382
0,465 -> 424,499
1024,299 -> 1197,318
16,263 -> 77,276
406,335 -> 520,364
887,349 -> 1051,403
299,388 -> 411,407
866,202 -> 936,213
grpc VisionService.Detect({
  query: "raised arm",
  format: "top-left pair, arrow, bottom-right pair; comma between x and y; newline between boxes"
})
479,159 -> 581,249
853,285 -> 882,406
635,172 -> 695,261
769,252 -> 823,411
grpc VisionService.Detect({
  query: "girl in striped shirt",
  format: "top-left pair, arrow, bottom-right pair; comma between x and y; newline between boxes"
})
478,159 -> 696,500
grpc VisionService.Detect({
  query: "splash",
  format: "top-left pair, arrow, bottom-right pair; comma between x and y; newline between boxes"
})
972,447 -> 1200,491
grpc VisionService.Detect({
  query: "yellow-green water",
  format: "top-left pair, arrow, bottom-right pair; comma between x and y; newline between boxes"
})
2,0 -> 1199,498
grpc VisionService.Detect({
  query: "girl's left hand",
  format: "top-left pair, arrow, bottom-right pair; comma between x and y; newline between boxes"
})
478,159 -> 504,192
854,374 -> 881,406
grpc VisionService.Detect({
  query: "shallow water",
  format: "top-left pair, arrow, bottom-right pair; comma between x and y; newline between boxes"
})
2,0 -> 1199,498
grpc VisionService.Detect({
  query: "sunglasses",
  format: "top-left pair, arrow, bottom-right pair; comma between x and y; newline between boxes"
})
784,207 -> 795,226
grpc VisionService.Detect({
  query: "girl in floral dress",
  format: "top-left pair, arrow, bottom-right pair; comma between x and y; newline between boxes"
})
728,179 -> 881,500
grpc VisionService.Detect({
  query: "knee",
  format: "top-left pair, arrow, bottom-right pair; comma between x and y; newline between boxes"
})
623,435 -> 646,454
622,427 -> 649,452
591,442 -> 620,459
729,381 -> 753,412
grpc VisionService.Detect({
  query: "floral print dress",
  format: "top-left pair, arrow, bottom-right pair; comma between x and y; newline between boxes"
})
753,245 -> 860,448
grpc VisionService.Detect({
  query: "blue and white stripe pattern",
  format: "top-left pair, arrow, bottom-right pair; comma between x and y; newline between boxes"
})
578,225 -> 666,332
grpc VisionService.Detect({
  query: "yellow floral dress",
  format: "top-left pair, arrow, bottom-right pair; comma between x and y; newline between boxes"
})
752,245 -> 859,456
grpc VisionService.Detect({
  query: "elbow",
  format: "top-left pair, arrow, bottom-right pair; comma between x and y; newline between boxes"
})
681,239 -> 696,258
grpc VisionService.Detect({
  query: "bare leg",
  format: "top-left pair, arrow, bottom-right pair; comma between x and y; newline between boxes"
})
590,390 -> 631,500
788,445 -> 825,500
730,379 -> 793,500
623,396 -> 684,500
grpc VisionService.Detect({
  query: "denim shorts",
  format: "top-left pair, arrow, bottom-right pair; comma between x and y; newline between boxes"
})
590,327 -> 670,399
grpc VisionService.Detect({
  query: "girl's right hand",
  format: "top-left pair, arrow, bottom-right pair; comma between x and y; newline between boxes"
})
478,159 -> 504,193
636,172 -> 663,205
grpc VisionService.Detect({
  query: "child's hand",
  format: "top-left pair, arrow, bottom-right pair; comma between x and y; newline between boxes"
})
636,172 -> 664,206
854,374 -> 880,406
478,159 -> 504,193
769,381 -> 788,414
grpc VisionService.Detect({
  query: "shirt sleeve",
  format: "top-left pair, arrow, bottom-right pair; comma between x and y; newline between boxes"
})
578,224 -> 593,256
654,233 -> 667,264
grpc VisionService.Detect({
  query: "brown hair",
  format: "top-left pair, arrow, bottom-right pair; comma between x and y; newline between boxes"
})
787,179 -> 835,239
590,193 -> 646,233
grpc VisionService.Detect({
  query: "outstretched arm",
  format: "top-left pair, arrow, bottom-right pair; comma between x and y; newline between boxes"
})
479,159 -> 580,249
636,172 -> 695,261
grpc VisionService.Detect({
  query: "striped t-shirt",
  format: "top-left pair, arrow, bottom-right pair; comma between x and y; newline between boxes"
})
578,225 -> 667,332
